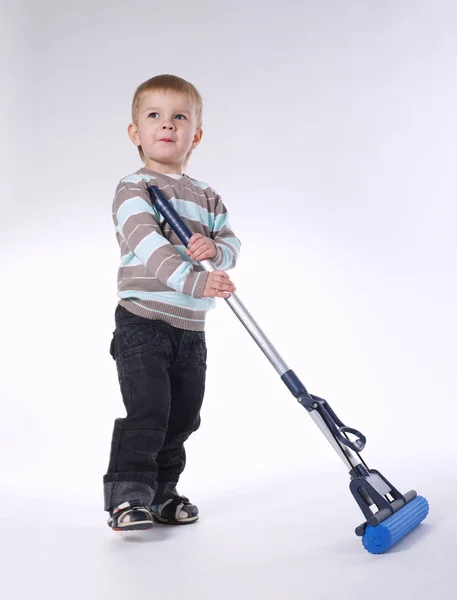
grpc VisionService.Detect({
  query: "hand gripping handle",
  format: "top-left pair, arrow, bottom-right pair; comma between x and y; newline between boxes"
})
148,184 -> 296,383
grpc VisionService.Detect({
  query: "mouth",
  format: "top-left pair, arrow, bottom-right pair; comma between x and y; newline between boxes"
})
158,138 -> 175,143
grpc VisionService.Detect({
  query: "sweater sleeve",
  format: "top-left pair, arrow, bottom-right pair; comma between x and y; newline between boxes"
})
113,178 -> 208,298
210,193 -> 241,270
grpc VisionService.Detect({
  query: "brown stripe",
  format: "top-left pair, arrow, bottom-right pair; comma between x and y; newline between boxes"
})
118,299 -> 209,332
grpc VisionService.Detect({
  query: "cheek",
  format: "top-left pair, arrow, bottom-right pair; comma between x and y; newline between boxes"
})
136,127 -> 147,143
183,129 -> 197,147
138,121 -> 156,140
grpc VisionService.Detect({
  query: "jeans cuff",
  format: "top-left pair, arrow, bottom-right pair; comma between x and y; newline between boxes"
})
103,474 -> 156,512
153,481 -> 180,505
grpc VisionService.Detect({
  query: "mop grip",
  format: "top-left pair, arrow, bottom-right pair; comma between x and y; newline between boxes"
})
148,185 -> 192,246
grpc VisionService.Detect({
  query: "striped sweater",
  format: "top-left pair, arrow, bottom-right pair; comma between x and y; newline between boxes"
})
112,168 -> 241,331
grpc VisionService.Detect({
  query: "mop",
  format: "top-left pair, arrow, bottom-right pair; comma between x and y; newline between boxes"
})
147,185 -> 429,554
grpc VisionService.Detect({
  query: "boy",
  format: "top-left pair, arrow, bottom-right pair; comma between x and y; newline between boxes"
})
103,74 -> 240,531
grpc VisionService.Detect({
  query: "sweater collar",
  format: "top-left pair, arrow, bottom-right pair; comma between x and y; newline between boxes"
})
137,167 -> 190,188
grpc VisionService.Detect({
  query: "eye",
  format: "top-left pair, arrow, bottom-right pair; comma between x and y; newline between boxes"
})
175,114 -> 187,120
148,112 -> 159,118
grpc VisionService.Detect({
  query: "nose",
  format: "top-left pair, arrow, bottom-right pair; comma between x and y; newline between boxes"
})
162,121 -> 175,130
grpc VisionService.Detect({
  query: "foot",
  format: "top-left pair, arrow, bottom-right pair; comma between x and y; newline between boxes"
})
108,500 -> 154,531
151,495 -> 199,525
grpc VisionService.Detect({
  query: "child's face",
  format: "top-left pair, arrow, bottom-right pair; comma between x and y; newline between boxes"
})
129,89 -> 202,173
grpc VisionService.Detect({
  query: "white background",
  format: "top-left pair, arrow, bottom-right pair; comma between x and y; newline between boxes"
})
1,0 -> 456,598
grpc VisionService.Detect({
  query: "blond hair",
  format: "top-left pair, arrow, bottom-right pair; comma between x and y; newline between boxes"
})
131,74 -> 203,163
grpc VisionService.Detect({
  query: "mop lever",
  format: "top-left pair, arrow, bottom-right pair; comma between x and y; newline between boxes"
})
304,394 -> 366,453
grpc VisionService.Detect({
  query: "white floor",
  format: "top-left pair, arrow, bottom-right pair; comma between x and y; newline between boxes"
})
2,462 -> 456,600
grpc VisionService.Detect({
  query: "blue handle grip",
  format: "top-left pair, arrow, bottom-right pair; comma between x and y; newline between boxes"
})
147,185 -> 193,246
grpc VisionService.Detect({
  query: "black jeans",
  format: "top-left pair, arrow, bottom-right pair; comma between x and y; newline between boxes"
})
103,304 -> 207,512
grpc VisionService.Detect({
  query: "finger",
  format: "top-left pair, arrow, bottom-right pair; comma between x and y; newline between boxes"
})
214,290 -> 233,298
211,281 -> 235,292
210,282 -> 235,291
192,236 -> 207,247
190,245 -> 205,259
193,248 -> 214,261
204,281 -> 236,297
198,244 -> 216,261
189,234 -> 203,245
212,276 -> 234,285
190,239 -> 210,254
188,242 -> 206,258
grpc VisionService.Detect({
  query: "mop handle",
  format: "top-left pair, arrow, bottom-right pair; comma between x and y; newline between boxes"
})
147,185 -> 366,459
149,186 -> 194,246
147,185 -> 290,372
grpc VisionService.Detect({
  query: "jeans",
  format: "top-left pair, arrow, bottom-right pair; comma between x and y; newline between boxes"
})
103,304 -> 207,512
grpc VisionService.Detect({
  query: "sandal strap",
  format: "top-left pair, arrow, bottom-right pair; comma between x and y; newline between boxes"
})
156,496 -> 193,519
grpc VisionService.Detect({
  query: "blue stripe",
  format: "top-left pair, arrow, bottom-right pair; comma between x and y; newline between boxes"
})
221,244 -> 231,269
173,245 -> 200,265
224,245 -> 232,267
215,243 -> 231,269
168,198 -> 210,227
166,199 -> 229,233
117,194 -> 228,235
167,262 -> 192,293
213,213 -> 228,232
134,231 -> 169,264
121,173 -> 156,184
119,291 -> 215,311
117,196 -> 156,235
120,252 -> 142,267
220,236 -> 240,255
190,179 -> 210,190
173,245 -> 191,261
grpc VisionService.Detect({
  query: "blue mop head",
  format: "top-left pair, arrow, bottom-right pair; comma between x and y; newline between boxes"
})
362,495 -> 429,554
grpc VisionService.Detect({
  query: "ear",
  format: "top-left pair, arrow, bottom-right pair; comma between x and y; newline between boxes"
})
128,123 -> 141,147
191,128 -> 203,150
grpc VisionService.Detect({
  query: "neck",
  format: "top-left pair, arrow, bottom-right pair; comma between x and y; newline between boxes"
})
144,158 -> 184,175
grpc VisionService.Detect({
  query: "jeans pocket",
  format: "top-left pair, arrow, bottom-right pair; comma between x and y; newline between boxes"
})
109,334 -> 116,360
121,321 -> 166,357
